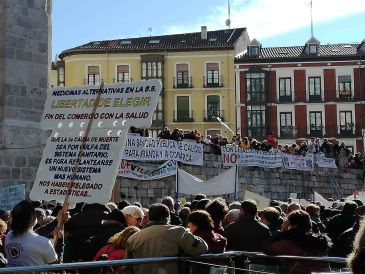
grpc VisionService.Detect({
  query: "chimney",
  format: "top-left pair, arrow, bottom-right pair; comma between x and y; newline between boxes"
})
201,26 -> 207,40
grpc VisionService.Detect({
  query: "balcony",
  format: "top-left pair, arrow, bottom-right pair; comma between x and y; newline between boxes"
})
280,126 -> 298,139
203,75 -> 223,88
173,110 -> 194,122
113,77 -> 133,83
173,77 -> 193,89
278,95 -> 293,103
309,125 -> 324,137
83,78 -> 101,85
338,124 -> 355,137
203,110 -> 224,122
338,89 -> 352,101
308,94 -> 322,102
247,93 -> 266,103
247,127 -> 267,139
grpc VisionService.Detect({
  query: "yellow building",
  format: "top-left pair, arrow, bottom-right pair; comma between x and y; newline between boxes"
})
57,27 -> 249,138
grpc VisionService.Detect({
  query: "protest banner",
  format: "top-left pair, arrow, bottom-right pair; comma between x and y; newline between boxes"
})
314,191 -> 333,208
282,154 -> 314,171
30,128 -> 128,204
0,184 -> 25,211
221,146 -> 282,168
177,166 -> 237,195
241,190 -> 270,210
118,160 -> 176,180
41,80 -> 162,129
122,135 -> 204,165
317,156 -> 337,169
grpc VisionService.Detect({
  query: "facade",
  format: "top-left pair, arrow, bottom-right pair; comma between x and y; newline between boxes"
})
235,37 -> 365,152
57,27 -> 250,138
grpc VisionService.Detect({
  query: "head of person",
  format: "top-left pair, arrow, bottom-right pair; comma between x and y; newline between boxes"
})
104,209 -> 126,226
148,203 -> 170,224
194,194 -> 207,201
305,204 -> 320,217
240,200 -> 257,218
179,207 -> 191,227
223,209 -> 240,227
258,207 -> 280,226
10,200 -> 36,236
187,210 -> 214,233
195,199 -> 210,210
141,208 -> 149,228
34,208 -> 46,225
206,199 -> 229,222
108,226 -> 140,249
287,210 -> 312,232
161,196 -> 174,212
121,205 -> 144,227
287,202 -> 301,214
342,201 -> 358,215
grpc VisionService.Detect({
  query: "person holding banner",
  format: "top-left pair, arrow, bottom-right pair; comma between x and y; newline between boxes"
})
5,201 -> 58,267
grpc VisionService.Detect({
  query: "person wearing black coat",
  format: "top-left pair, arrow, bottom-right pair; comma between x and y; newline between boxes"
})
85,209 -> 126,261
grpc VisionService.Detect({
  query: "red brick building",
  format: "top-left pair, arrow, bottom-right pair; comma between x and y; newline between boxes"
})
235,37 -> 365,152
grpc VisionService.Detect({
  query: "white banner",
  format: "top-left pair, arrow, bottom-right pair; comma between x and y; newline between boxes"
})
122,135 -> 204,165
221,146 -> 282,168
241,190 -> 270,210
118,160 -> 176,180
41,80 -> 162,129
30,128 -> 128,204
314,191 -> 333,208
317,157 -> 337,169
177,166 -> 236,195
282,154 -> 314,171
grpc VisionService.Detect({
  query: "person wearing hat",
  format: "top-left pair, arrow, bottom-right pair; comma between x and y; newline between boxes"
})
330,205 -> 365,257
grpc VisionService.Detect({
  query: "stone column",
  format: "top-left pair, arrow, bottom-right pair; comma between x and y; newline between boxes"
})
0,0 -> 50,193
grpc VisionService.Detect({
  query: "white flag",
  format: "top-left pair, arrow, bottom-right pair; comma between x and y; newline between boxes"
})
177,166 -> 236,195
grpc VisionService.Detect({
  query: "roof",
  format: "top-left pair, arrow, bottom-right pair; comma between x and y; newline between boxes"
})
59,28 -> 247,59
305,36 -> 320,45
236,43 -> 363,63
248,38 -> 262,47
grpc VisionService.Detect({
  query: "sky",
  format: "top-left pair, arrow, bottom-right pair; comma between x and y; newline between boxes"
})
52,0 -> 365,58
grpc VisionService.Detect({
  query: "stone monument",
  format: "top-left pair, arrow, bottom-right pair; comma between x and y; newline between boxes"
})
0,0 -> 51,193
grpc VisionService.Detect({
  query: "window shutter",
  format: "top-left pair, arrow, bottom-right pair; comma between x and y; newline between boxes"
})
117,65 -> 129,73
88,66 -> 99,74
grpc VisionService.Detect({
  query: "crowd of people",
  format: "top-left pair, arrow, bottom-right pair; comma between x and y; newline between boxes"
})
1,196 -> 365,274
157,127 -> 364,170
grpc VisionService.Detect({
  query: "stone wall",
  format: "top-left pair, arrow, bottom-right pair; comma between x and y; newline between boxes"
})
0,0 -> 50,192
118,154 -> 365,206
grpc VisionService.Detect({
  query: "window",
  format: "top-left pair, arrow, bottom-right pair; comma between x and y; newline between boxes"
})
309,111 -> 323,137
249,46 -> 259,56
175,96 -> 191,122
339,111 -> 353,136
280,112 -> 294,138
116,65 -> 130,83
279,77 -> 292,102
141,61 -> 162,79
87,66 -> 100,85
308,77 -> 321,101
205,63 -> 220,87
205,95 -> 221,122
58,67 -> 64,86
247,106 -> 266,138
175,64 -> 189,88
338,75 -> 352,100
246,73 -> 265,102
309,44 -> 317,54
